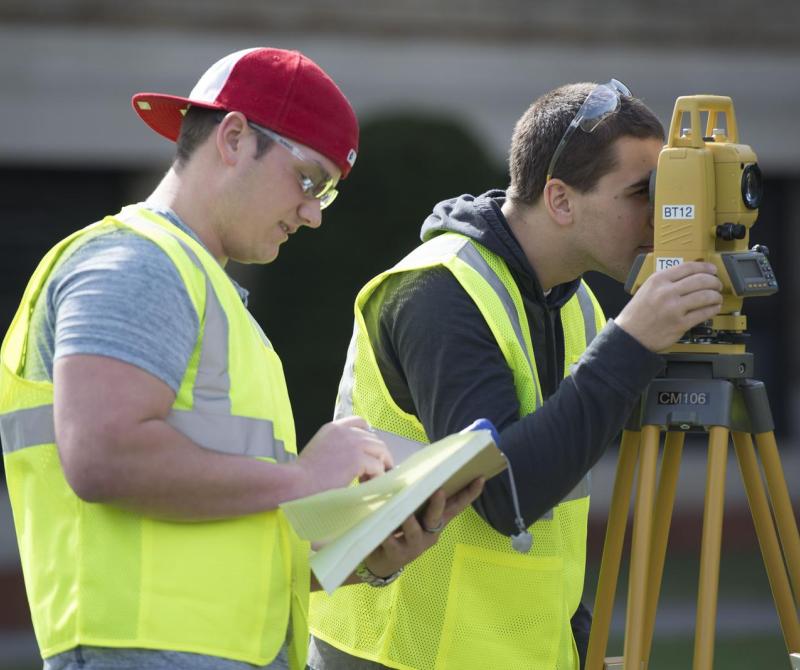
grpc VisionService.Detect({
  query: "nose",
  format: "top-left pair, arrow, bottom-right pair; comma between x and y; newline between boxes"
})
298,198 -> 322,229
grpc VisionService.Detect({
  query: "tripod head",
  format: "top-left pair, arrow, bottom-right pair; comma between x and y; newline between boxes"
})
625,95 -> 777,345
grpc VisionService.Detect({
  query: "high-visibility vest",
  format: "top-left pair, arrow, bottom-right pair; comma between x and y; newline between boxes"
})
310,232 -> 605,670
0,206 -> 310,669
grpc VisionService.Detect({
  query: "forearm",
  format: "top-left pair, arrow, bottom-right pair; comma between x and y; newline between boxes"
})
56,354 -> 398,522
60,417 -> 312,521
478,321 -> 664,533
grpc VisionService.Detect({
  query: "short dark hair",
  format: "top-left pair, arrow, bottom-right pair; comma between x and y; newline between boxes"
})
174,106 -> 274,169
507,83 -> 664,205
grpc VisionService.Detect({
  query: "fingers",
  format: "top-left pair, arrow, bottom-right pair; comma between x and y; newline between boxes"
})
355,439 -> 393,481
442,478 -> 485,523
418,478 -> 485,531
685,301 -> 726,327
369,512 -> 433,573
361,440 -> 395,472
399,511 -> 428,546
420,489 -> 446,529
666,270 -> 724,330
671,271 -> 723,297
659,261 -> 717,283
364,480 -> 486,577
680,287 -> 724,313
357,458 -> 386,482
617,264 -> 722,352
332,415 -> 395,477
298,415 -> 395,491
333,415 -> 370,430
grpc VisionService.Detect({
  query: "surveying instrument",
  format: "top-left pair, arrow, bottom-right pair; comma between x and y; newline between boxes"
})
585,96 -> 800,669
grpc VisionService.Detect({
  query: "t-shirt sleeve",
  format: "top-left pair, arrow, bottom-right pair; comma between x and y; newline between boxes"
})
48,230 -> 200,393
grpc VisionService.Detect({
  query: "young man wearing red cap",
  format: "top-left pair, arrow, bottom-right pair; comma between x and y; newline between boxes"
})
0,47 -> 482,670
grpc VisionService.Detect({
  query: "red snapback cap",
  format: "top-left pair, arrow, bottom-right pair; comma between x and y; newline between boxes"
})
132,47 -> 359,178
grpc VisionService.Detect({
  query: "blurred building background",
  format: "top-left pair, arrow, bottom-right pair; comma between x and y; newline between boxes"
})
1,2 -> 799,667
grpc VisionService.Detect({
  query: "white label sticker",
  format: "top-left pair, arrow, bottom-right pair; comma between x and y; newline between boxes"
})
662,205 -> 695,219
656,257 -> 684,270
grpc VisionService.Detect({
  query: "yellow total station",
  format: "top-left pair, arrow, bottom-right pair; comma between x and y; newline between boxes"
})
625,95 -> 775,336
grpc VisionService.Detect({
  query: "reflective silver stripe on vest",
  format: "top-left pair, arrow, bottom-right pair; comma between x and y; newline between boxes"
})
193,275 -> 233,415
334,324 -> 359,419
565,285 -> 593,501
0,405 -> 55,454
166,236 -> 294,462
538,287 -> 597,519
455,242 -> 541,411
246,311 -> 273,349
0,404 -> 291,463
167,409 -> 292,462
565,471 -> 591,502
168,238 -> 233,415
576,283 -> 598,345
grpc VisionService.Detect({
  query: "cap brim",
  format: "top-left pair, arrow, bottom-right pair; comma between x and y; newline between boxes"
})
131,93 -> 224,142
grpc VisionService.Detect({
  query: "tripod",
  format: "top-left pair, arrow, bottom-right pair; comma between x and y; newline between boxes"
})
585,348 -> 800,669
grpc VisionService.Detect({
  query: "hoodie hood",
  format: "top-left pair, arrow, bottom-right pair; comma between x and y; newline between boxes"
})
420,190 -> 581,306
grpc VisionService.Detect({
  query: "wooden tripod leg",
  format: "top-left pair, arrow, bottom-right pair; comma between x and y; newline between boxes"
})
732,432 -> 800,654
693,426 -> 729,670
624,425 -> 661,670
586,430 -> 641,670
641,431 -> 686,663
754,431 -> 800,608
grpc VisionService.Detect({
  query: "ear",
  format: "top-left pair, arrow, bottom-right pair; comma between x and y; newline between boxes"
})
542,178 -> 574,227
214,112 -> 249,167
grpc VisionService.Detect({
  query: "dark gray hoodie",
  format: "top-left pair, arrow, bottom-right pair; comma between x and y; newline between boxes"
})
359,190 -> 664,666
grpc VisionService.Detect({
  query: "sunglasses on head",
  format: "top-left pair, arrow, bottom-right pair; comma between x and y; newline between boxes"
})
546,79 -> 632,182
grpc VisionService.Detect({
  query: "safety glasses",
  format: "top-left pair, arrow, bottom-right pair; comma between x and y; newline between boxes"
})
248,122 -> 339,209
546,79 -> 632,182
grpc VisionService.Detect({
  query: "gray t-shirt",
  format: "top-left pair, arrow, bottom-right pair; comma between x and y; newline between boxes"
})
31,206 -> 286,670
25,206 -> 250,388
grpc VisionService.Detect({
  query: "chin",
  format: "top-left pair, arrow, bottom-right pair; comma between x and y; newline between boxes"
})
603,264 -> 632,284
255,244 -> 281,264
236,249 -> 280,265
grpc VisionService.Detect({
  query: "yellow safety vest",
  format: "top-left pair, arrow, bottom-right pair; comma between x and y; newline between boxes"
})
0,206 -> 310,669
310,232 -> 605,670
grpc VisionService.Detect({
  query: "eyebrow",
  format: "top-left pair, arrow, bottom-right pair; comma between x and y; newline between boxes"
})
294,158 -> 329,181
298,158 -> 325,172
625,175 -> 651,192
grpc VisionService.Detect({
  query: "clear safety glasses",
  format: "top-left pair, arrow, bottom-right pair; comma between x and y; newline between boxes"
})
249,122 -> 339,209
546,78 -> 632,182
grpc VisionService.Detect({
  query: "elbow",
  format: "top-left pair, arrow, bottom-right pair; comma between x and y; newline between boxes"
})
473,488 -> 519,537
63,462 -> 115,503
482,507 -> 520,537
58,438 -> 118,503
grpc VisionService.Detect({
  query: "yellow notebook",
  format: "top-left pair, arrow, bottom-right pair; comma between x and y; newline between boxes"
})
279,428 -> 506,593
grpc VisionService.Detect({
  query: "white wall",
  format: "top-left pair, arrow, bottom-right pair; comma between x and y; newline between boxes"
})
2,24 -> 799,175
